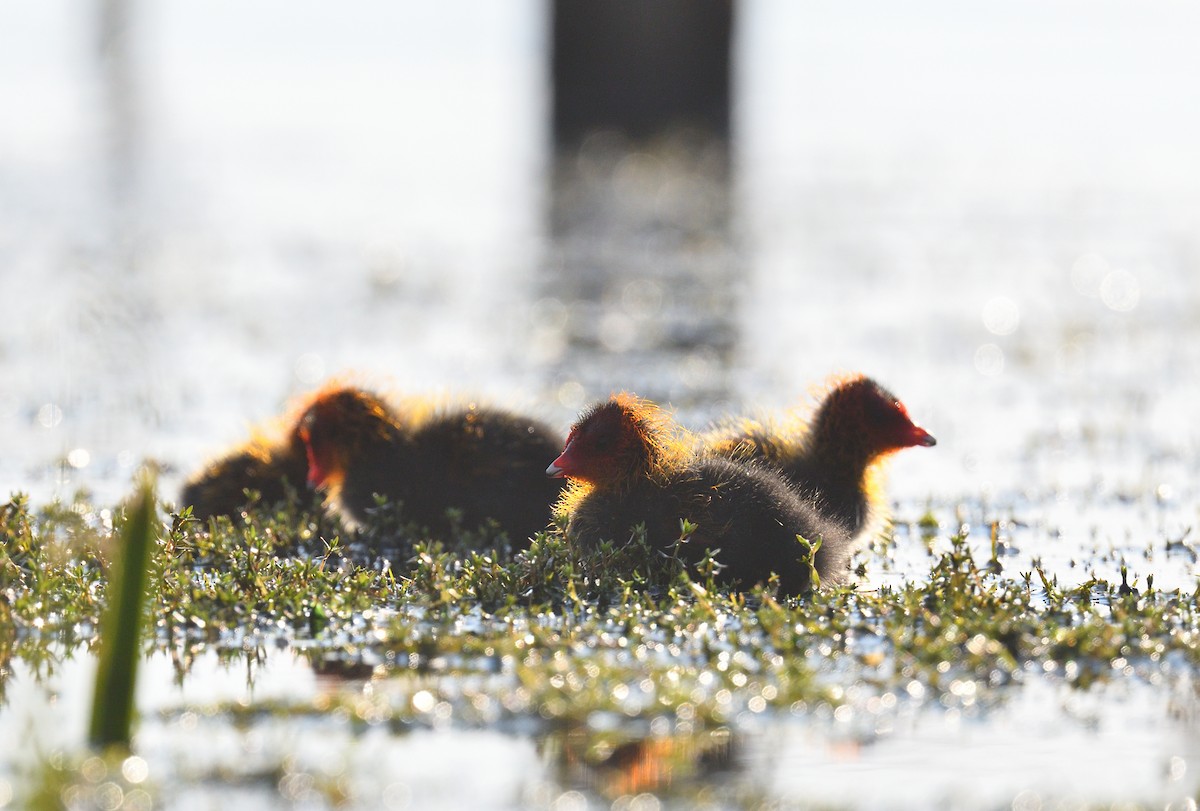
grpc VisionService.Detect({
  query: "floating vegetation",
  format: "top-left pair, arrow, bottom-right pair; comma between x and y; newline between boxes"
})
0,492 -> 1198,808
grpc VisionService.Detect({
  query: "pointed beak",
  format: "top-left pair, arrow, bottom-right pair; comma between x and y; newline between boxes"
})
304,444 -> 327,489
299,426 -> 332,489
547,441 -> 574,478
911,425 -> 937,447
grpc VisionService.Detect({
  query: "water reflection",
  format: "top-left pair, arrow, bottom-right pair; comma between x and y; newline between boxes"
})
4,643 -> 1200,809
542,722 -> 738,800
539,130 -> 740,411
96,0 -> 139,220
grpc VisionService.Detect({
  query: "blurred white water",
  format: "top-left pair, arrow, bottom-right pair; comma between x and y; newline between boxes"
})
4,647 -> 1198,810
735,0 -> 1200,509
2,1 -> 1199,511
0,1 -> 549,502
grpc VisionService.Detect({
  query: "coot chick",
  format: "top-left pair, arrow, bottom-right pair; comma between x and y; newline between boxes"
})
300,385 -> 566,545
548,394 -> 850,595
179,422 -> 310,520
706,374 -> 935,543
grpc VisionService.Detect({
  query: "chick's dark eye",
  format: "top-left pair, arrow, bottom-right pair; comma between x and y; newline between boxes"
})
864,396 -> 894,422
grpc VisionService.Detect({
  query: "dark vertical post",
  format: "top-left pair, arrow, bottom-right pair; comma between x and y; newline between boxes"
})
540,1 -> 740,414
552,0 -> 733,146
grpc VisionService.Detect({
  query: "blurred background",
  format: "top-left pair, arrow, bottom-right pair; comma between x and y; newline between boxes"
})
1,0 -> 1199,513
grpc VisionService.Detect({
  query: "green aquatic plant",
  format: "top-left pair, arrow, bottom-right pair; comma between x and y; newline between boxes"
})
89,479 -> 156,749
1,490 -> 1199,806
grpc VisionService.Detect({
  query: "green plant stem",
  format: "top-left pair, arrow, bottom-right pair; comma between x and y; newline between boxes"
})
88,479 -> 156,749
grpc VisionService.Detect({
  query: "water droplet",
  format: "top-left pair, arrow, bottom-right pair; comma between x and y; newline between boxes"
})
557,381 -> 585,411
93,782 -> 123,811
628,793 -> 662,811
974,344 -> 1005,376
121,756 -> 149,784
67,448 -> 90,469
37,403 -> 63,428
552,790 -> 589,811
1100,269 -> 1140,312
81,756 -> 107,783
622,279 -> 663,317
382,782 -> 412,810
981,296 -> 1020,335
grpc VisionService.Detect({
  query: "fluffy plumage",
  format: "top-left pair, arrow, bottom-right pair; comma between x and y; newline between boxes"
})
549,394 -> 850,595
706,374 -> 936,544
180,422 -> 310,520
300,385 -> 566,544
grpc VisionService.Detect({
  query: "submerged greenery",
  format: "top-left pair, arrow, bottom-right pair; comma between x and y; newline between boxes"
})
1,488 -> 1198,808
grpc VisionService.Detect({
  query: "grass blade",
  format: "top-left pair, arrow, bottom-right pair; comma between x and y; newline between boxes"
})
88,479 -> 156,749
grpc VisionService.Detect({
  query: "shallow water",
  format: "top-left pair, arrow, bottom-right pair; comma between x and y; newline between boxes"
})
4,589 -> 1199,810
3,2 -> 1200,809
